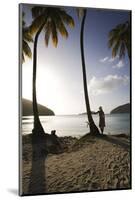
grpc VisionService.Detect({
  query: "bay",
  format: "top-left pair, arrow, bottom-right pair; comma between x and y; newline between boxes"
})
22,113 -> 130,137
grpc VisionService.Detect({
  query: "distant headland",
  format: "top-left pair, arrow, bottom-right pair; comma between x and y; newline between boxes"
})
22,98 -> 55,116
110,103 -> 130,114
78,103 -> 130,115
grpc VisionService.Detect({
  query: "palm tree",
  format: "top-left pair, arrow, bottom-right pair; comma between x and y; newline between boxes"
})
22,12 -> 33,62
25,7 -> 74,194
78,9 -> 100,134
108,20 -> 131,61
29,7 -> 74,135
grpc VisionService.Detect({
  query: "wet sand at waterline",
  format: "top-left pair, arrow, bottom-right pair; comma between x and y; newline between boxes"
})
21,133 -> 130,195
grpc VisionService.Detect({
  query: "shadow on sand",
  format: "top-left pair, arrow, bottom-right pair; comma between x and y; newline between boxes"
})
94,134 -> 130,150
28,132 -> 62,195
80,133 -> 130,151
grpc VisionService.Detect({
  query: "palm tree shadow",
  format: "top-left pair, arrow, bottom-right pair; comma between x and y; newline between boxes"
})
28,134 -> 47,195
28,132 -> 62,195
98,134 -> 130,150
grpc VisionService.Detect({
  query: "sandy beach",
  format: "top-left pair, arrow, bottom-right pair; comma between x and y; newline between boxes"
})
22,133 -> 131,195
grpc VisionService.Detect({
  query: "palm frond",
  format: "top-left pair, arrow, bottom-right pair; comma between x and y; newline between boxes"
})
23,28 -> 33,42
22,13 -> 33,62
44,21 -> 51,46
29,14 -> 46,35
51,21 -> 58,47
108,20 -> 130,60
54,16 -> 68,38
58,23 -> 68,38
112,40 -> 120,58
58,9 -> 74,28
23,40 -> 32,58
108,37 -> 117,49
22,52 -> 25,63
31,6 -> 45,19
119,42 -> 126,59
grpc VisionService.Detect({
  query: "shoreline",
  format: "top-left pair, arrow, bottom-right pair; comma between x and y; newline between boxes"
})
22,132 -> 130,138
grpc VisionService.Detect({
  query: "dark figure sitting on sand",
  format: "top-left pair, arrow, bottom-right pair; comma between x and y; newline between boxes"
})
92,106 -> 106,134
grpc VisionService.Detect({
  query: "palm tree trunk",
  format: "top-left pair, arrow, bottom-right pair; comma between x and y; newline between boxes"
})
32,22 -> 46,135
80,9 -> 100,134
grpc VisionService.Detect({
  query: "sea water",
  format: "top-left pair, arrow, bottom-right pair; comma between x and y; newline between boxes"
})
22,113 -> 130,137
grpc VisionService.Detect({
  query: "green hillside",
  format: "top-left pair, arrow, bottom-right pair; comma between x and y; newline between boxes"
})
110,103 -> 130,114
22,98 -> 55,116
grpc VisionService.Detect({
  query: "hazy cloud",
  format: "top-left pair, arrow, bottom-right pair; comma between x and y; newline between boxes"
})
88,75 -> 129,96
112,60 -> 124,69
100,57 -> 109,62
108,55 -> 119,62
100,55 -> 119,64
108,57 -> 115,62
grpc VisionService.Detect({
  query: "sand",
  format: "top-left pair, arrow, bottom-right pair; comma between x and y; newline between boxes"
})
21,133 -> 131,195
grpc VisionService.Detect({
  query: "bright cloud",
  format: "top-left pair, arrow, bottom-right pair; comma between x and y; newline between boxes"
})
100,57 -> 109,62
100,55 -> 119,63
112,60 -> 124,69
108,57 -> 115,62
108,55 -> 119,62
88,75 -> 129,96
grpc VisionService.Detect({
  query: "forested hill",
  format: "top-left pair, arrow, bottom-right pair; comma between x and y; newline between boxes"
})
110,103 -> 130,114
22,98 -> 55,116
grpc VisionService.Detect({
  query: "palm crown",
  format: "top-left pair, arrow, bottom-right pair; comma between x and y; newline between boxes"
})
30,6 -> 74,47
28,6 -> 74,134
108,20 -> 130,60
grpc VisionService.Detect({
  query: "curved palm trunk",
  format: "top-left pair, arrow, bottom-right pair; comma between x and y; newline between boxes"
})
32,22 -> 46,135
80,9 -> 99,134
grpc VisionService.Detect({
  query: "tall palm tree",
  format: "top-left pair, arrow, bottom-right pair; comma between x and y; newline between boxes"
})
78,9 -> 100,134
30,7 -> 74,135
22,12 -> 33,62
108,20 -> 131,61
26,7 -> 74,194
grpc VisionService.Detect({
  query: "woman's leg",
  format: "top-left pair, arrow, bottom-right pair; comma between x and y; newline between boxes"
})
100,127 -> 104,134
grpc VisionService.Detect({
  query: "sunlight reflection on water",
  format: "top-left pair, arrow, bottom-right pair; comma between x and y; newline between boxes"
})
22,114 -> 130,137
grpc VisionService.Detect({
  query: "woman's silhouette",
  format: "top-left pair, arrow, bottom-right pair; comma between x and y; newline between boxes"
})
92,106 -> 105,134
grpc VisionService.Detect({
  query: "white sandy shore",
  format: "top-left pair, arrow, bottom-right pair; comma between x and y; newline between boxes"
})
22,133 -> 131,195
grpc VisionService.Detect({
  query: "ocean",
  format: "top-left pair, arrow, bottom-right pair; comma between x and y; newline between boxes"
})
22,113 -> 130,137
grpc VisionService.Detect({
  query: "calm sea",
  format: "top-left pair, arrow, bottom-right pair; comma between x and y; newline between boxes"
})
22,114 -> 130,137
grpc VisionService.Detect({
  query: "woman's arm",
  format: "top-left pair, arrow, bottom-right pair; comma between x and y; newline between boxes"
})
91,111 -> 99,114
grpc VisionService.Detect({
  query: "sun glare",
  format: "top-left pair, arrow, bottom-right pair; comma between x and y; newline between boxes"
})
23,63 -> 71,115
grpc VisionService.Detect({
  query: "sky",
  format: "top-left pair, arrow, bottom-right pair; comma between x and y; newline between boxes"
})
21,4 -> 130,115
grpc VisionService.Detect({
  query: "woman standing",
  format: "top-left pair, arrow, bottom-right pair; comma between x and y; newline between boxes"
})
90,106 -> 105,134
98,106 -> 105,134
